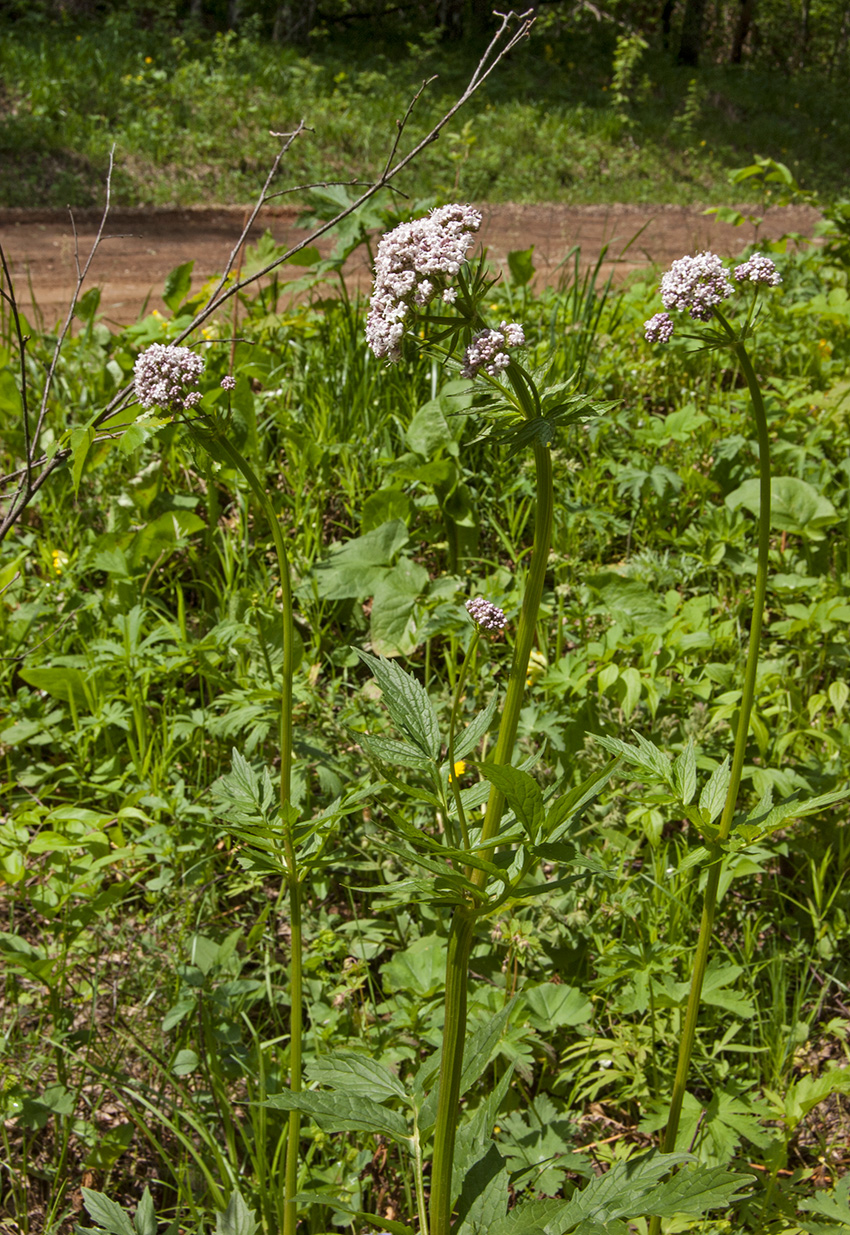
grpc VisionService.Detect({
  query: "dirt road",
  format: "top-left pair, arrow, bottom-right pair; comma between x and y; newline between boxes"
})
0,202 -> 821,328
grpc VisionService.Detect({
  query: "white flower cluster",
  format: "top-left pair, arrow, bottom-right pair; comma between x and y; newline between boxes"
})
460,321 -> 525,379
660,251 -> 734,322
134,344 -> 205,413
644,312 -> 674,344
465,596 -> 508,632
734,253 -> 782,285
366,204 -> 482,362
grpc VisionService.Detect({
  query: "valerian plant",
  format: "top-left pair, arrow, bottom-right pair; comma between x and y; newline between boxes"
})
315,214 -> 753,1235
637,249 -> 848,1235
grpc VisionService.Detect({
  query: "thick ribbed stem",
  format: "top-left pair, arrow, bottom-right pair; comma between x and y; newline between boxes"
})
649,326 -> 771,1233
428,908 -> 476,1235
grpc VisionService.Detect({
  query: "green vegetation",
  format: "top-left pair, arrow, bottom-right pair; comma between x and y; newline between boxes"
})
1,8 -> 848,209
1,195 -> 849,1232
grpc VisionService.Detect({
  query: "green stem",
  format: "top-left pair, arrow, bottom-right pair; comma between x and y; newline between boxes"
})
476,433 -> 554,862
428,908 -> 475,1235
429,366 -> 555,1235
649,324 -> 771,1231
447,631 -> 480,852
412,1116 -> 430,1235
196,430 -> 300,1235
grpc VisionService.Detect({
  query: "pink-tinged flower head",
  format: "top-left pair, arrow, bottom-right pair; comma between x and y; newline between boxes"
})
461,320 -> 525,379
366,204 -> 482,362
220,375 -> 237,391
465,596 -> 508,632
660,251 -> 734,321
734,253 -> 782,286
644,312 -> 674,343
134,344 -> 205,413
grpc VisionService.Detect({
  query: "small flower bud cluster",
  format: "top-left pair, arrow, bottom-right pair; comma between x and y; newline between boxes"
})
460,321 -> 525,379
734,253 -> 782,285
220,375 -> 236,391
465,596 -> 508,632
134,344 -> 205,413
644,312 -> 674,344
366,204 -> 482,362
660,251 -> 734,321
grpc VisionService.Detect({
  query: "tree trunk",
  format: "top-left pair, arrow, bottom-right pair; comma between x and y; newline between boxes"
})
730,0 -> 756,60
677,0 -> 709,65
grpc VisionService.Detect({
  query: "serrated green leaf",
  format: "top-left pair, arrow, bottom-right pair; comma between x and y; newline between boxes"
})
356,650 -> 441,759
477,763 -> 544,841
80,1189 -> 136,1235
672,742 -> 697,805
639,1163 -> 754,1216
307,1050 -> 407,1103
357,732 -> 434,771
262,1090 -> 410,1142
699,757 -> 731,825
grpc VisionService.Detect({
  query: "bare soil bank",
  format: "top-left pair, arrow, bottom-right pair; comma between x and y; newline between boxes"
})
0,202 -> 821,327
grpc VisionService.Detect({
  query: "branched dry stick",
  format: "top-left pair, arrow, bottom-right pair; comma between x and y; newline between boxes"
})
0,9 -> 533,544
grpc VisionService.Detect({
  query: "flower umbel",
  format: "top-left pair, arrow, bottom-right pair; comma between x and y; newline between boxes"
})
366,204 -> 482,362
644,312 -> 674,344
461,321 -> 525,378
660,251 -> 734,321
734,253 -> 782,285
134,344 -> 205,413
465,596 -> 508,632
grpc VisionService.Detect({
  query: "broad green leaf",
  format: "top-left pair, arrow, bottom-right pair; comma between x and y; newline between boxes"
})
162,260 -> 195,313
477,763 -> 544,841
262,1090 -> 410,1142
19,665 -> 90,709
171,1050 -> 200,1077
80,1189 -> 136,1235
523,983 -> 591,1031
370,558 -> 428,656
357,650 -> 441,759
215,1190 -> 258,1235
362,487 -> 413,534
381,933 -> 446,999
307,1050 -> 407,1102
313,520 -> 408,599
0,368 -> 22,416
726,476 -> 838,539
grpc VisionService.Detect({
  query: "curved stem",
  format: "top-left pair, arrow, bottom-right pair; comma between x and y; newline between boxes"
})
447,631 -> 480,852
650,326 -> 771,1228
195,430 -> 300,1235
428,908 -> 476,1235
